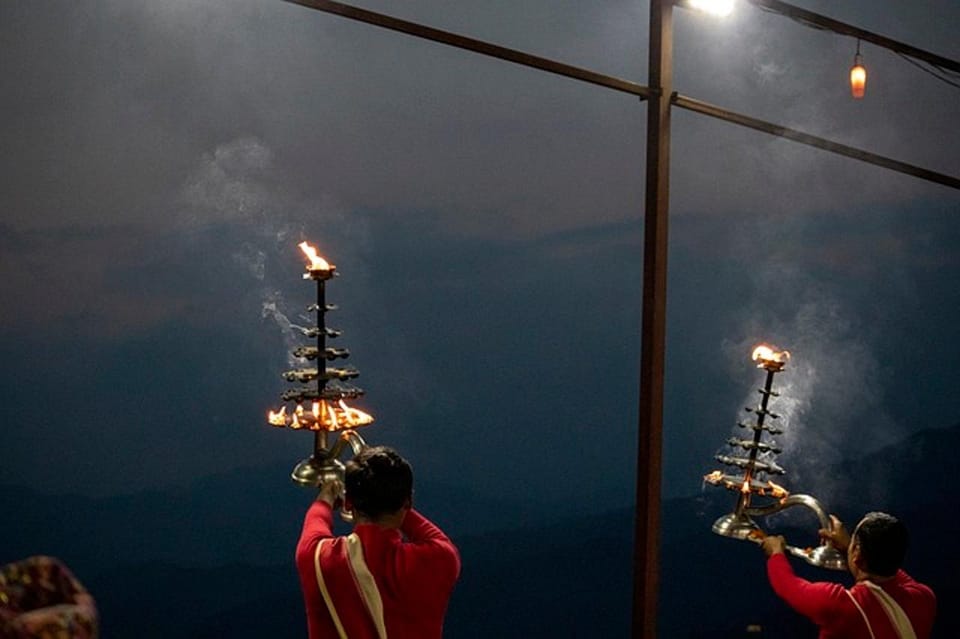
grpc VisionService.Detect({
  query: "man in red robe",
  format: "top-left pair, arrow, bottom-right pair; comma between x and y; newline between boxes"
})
296,446 -> 461,639
762,511 -> 936,639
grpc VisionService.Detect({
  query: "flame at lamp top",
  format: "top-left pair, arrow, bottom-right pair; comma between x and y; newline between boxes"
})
299,241 -> 333,272
752,344 -> 790,370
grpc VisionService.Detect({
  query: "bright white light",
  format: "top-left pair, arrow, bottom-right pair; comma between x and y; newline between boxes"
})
688,0 -> 734,17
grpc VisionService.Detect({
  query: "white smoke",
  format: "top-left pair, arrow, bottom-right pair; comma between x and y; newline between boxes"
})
177,136 -> 378,383
181,137 -> 275,226
180,136 -> 304,266
246,248 -> 267,281
178,138 -> 305,356
261,294 -> 309,367
715,242 -> 900,509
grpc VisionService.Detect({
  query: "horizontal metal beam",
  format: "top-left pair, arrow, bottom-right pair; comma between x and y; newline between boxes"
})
282,0 -> 652,99
743,0 -> 960,74
672,93 -> 960,190
282,0 -> 959,191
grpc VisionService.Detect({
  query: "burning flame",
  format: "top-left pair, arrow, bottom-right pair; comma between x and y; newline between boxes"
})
320,400 -> 330,426
265,399 -> 374,431
752,344 -> 790,367
299,241 -> 332,271
328,403 -> 339,429
766,480 -> 789,500
703,470 -> 724,484
268,406 -> 287,427
741,478 -> 752,494
747,529 -> 767,542
338,400 -> 373,427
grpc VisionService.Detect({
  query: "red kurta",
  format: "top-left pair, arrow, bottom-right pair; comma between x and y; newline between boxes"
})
296,501 -> 461,639
766,553 -> 936,639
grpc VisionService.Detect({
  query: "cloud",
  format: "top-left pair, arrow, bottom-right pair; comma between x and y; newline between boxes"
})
1,0 -> 957,505
182,138 -> 275,226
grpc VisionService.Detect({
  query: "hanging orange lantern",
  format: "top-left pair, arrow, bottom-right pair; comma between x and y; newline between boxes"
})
850,41 -> 866,99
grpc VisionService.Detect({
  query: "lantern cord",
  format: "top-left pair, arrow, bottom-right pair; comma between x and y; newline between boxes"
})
750,0 -> 960,90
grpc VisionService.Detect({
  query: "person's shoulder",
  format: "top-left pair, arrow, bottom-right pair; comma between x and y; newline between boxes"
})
879,571 -> 935,617
895,570 -> 935,593
909,578 -> 934,596
815,578 -> 850,599
296,530 -> 341,570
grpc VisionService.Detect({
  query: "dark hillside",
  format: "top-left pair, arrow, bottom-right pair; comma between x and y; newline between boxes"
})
2,423 -> 957,637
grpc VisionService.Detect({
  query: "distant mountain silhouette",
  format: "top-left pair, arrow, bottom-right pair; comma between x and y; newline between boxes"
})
0,463 -> 565,572
834,421 -> 960,512
2,422 -> 957,637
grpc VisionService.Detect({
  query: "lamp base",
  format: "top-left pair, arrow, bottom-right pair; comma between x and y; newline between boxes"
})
712,512 -> 847,571
712,512 -> 760,540
291,455 -> 345,487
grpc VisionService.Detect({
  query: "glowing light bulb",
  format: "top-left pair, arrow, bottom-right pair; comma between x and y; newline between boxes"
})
688,0 -> 734,17
850,55 -> 866,99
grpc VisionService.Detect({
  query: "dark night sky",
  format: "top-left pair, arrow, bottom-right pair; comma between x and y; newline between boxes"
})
1,0 -> 958,520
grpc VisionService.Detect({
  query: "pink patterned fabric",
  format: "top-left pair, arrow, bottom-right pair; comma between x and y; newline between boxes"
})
0,556 -> 98,638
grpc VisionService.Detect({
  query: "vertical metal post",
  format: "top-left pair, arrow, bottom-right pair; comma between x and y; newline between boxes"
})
734,369 -> 776,517
633,0 -> 672,637
314,279 -> 328,456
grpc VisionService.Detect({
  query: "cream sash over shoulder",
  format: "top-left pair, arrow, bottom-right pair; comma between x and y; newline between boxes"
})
314,534 -> 389,639
844,581 -> 917,639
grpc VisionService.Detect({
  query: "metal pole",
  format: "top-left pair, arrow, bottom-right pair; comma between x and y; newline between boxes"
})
734,368 -> 775,517
633,0 -> 671,637
314,278 -> 328,457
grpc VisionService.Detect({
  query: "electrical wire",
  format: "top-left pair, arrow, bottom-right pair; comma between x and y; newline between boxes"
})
749,0 -> 960,91
895,52 -> 960,89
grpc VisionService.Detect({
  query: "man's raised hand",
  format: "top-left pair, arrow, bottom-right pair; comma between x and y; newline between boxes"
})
318,478 -> 344,507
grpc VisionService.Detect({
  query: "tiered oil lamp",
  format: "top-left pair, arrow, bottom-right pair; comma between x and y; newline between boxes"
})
704,344 -> 846,570
267,242 -> 373,491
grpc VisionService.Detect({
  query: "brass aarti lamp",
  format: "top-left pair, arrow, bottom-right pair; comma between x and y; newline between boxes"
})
266,242 -> 373,493
704,344 -> 846,570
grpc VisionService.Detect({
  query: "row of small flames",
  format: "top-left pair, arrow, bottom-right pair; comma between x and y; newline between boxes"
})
268,400 -> 374,432
703,471 -> 790,499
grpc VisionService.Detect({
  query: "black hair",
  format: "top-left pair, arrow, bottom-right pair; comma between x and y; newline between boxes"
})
855,512 -> 909,577
345,446 -> 413,520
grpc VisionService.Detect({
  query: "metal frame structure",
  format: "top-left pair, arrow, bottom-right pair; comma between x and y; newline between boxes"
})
279,0 -> 960,636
